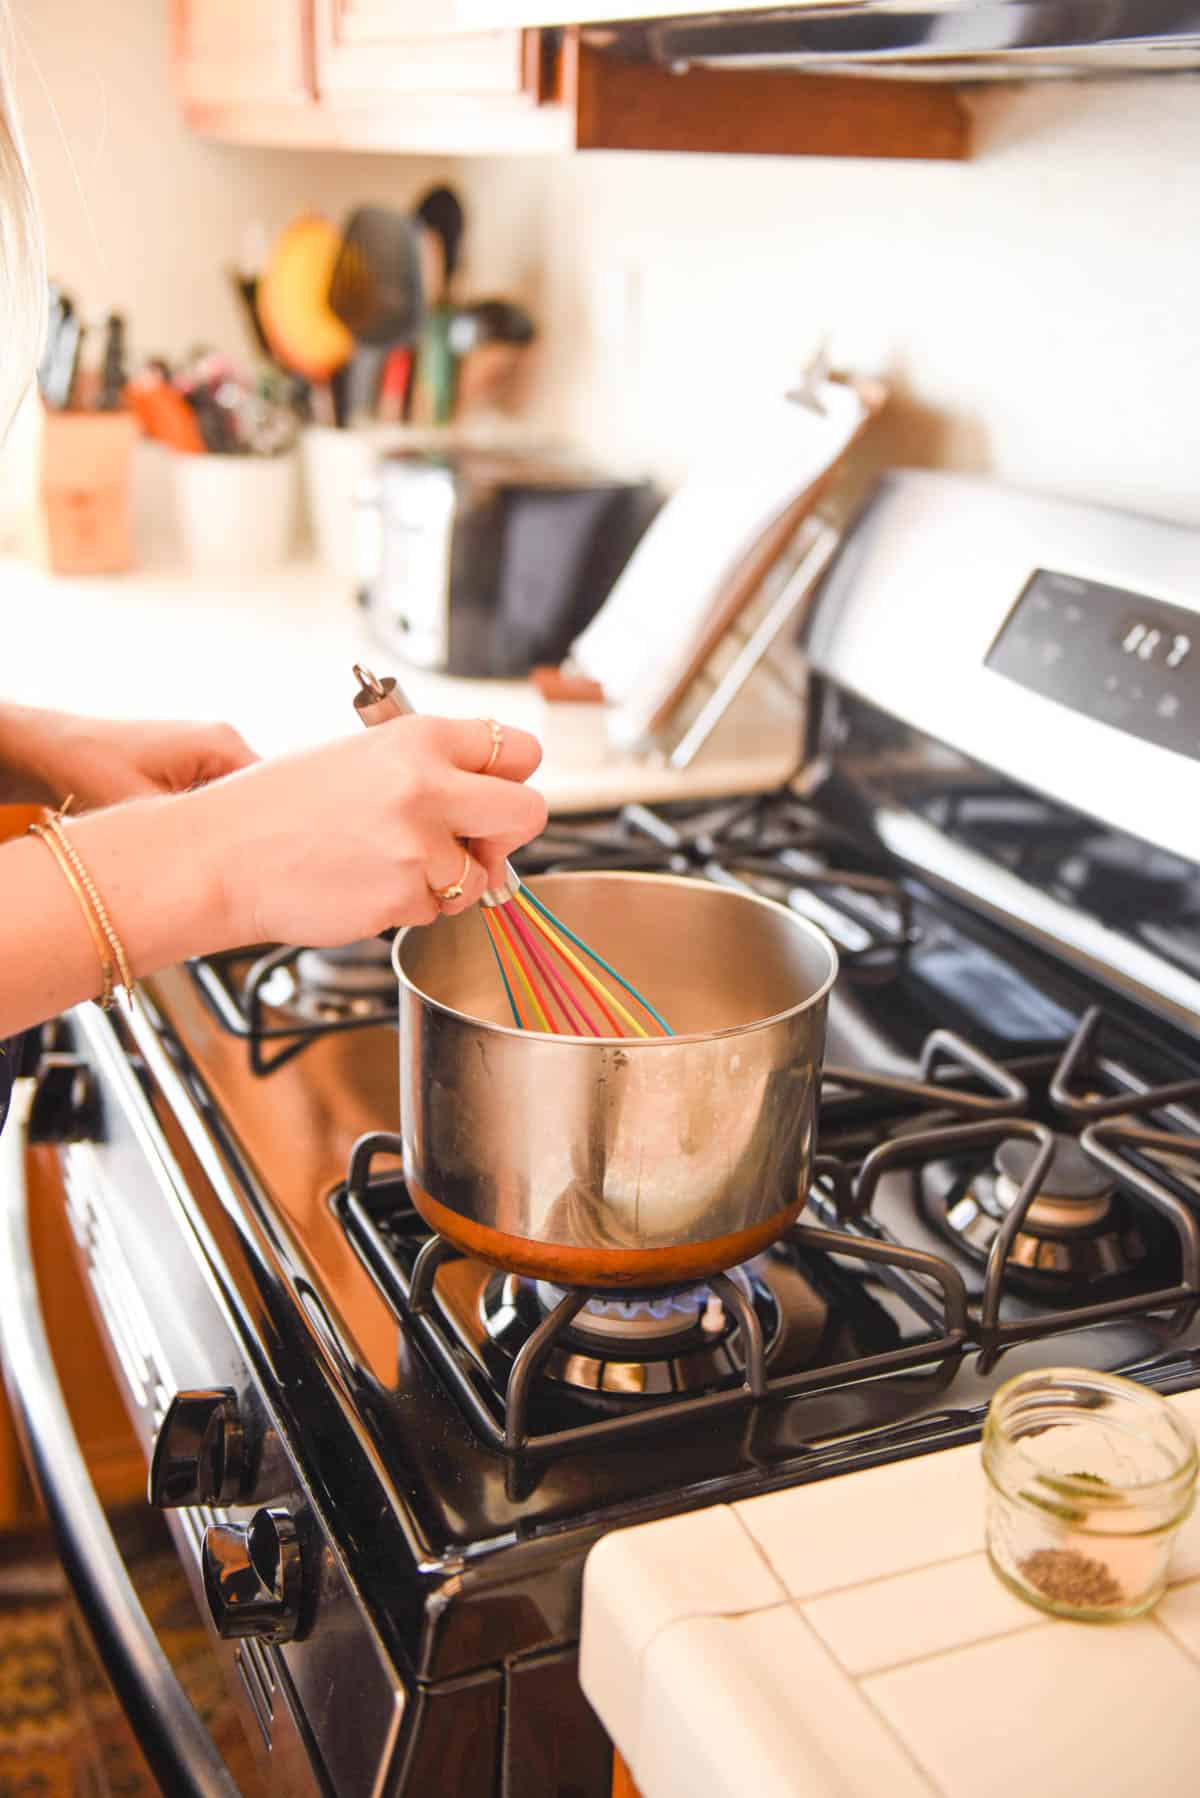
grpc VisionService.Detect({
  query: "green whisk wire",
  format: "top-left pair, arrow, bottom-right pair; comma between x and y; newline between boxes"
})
519,884 -> 674,1037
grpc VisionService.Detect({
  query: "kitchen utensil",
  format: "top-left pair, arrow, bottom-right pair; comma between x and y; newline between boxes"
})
352,665 -> 671,1042
328,207 -> 425,350
446,299 -> 535,357
39,295 -> 83,412
228,267 -> 275,363
376,347 -> 413,424
125,368 -> 207,454
36,282 -> 68,402
339,346 -> 389,428
390,867 -> 836,1287
96,313 -> 128,412
257,214 -> 354,385
447,300 -> 537,420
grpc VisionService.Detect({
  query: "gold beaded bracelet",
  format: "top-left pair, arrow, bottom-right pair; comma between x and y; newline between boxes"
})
27,797 -> 133,1008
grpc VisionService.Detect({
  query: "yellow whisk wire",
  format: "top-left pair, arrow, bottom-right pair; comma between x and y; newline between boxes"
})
512,892 -> 651,1038
491,904 -> 553,1032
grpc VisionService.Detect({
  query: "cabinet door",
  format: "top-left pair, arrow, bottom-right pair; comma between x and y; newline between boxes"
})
172,0 -> 314,109
314,0 -> 531,101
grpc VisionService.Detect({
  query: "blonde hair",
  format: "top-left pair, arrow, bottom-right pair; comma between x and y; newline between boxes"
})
0,23 -> 45,438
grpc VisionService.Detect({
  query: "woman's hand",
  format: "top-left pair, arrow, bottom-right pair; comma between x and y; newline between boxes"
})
0,704 -> 258,809
80,711 -> 549,958
1,712 -> 547,1039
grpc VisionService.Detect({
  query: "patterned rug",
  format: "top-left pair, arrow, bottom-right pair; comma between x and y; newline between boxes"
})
0,1514 -> 261,1797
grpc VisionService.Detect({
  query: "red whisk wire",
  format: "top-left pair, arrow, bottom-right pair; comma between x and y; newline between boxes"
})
514,896 -> 629,1037
488,904 -> 554,1032
482,911 -> 529,1030
505,902 -> 602,1036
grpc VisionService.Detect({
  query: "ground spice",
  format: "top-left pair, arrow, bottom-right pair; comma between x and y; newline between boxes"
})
1018,1547 -> 1124,1610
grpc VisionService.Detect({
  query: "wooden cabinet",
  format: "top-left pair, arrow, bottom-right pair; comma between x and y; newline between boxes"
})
172,0 -> 314,109
314,0 -> 533,101
172,1 -> 969,161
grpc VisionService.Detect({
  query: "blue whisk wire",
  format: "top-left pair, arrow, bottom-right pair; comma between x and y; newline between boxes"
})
518,883 -> 674,1037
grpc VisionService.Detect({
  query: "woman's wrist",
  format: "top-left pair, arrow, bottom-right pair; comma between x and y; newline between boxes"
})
66,788 -> 237,975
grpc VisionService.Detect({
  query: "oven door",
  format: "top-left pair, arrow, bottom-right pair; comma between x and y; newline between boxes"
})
0,1077 -> 265,1798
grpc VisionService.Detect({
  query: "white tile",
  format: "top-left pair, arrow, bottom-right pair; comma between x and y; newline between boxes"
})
866,1619 -> 1200,1798
1159,1577 -> 1200,1661
580,1504 -> 785,1768
804,1551 -> 1039,1675
633,1603 -> 933,1798
735,1442 -> 985,1598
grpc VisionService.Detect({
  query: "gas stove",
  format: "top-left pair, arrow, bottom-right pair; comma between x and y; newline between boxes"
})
10,470 -> 1199,1798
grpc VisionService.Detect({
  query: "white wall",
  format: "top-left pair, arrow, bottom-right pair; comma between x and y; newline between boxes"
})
446,76 -> 1200,525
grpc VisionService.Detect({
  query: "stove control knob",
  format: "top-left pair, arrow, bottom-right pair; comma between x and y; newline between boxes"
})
27,1053 -> 100,1144
202,1509 -> 304,1645
149,1390 -> 246,1509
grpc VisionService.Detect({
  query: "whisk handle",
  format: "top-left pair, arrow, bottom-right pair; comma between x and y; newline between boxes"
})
351,664 -> 519,906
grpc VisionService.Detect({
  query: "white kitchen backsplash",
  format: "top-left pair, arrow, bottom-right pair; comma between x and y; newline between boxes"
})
445,76 -> 1200,524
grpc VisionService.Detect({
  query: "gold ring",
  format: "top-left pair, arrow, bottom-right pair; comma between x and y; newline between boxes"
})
432,847 -> 473,904
481,718 -> 503,775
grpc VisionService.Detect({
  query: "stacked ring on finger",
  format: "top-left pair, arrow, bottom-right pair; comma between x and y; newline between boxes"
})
431,847 -> 473,905
480,718 -> 503,774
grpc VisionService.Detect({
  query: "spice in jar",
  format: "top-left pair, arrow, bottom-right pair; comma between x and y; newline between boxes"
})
1017,1547 -> 1124,1611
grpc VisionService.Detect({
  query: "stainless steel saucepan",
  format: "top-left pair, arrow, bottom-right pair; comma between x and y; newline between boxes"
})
391,871 -> 837,1289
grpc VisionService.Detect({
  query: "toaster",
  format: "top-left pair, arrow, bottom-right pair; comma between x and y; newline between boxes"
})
360,448 -> 655,679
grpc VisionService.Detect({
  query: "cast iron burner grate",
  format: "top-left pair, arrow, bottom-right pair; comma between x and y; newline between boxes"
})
188,938 -> 397,1074
335,1148 -> 967,1457
335,1011 -> 1200,1449
814,1008 -> 1200,1372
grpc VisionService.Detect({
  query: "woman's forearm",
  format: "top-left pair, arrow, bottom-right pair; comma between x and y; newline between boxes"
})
0,795 -> 226,1037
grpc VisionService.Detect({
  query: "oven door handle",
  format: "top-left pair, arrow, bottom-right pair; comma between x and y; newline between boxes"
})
0,1082 -> 241,1798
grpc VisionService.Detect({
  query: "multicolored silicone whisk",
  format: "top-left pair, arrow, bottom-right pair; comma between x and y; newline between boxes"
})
352,665 -> 672,1039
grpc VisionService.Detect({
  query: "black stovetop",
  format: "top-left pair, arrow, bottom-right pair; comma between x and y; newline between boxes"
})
173,775 -> 1200,1683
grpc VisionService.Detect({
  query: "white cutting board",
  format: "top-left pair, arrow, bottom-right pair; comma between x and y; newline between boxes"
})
571,379 -> 868,743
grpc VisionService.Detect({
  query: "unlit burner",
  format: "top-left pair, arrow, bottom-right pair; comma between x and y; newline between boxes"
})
259,939 -> 396,1026
932,1131 -> 1146,1285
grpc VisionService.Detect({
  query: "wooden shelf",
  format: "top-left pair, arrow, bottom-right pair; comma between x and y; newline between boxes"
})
568,33 -> 968,161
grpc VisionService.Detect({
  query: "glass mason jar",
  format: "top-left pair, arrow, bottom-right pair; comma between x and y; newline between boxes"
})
983,1367 -> 1198,1622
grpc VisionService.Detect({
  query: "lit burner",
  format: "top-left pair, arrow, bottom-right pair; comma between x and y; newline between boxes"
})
258,939 -> 396,1026
480,1266 -> 778,1395
534,1280 -> 728,1343
924,1131 -> 1148,1287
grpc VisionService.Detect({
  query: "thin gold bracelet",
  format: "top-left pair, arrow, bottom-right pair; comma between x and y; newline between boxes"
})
42,800 -> 134,997
27,821 -> 116,1009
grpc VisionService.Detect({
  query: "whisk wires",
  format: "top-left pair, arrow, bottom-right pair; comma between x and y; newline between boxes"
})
479,885 -> 673,1040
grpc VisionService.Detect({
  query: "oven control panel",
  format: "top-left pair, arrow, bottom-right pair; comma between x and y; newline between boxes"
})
986,568 -> 1198,763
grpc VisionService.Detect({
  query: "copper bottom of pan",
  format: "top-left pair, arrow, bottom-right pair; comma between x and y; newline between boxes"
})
411,1184 -> 806,1290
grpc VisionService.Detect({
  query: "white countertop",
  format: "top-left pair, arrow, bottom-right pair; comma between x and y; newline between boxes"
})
581,1386 -> 1200,1798
0,555 -> 802,813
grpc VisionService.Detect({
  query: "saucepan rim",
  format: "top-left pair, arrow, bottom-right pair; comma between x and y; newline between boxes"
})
391,869 -> 839,1047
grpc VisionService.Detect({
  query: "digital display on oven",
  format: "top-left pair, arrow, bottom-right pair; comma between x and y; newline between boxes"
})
985,568 -> 1199,763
